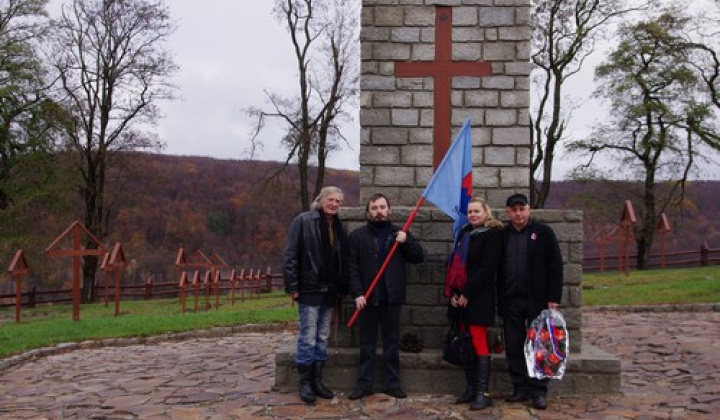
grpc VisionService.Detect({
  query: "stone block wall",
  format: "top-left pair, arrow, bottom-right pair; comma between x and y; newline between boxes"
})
336,206 -> 584,353
274,206 -> 607,395
360,0 -> 532,208
273,0 -> 623,396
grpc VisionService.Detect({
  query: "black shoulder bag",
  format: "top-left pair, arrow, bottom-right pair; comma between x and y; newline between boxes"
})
442,308 -> 475,367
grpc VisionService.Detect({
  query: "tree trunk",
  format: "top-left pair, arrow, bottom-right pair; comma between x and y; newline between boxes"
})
298,131 -> 311,211
82,255 -> 99,302
636,168 -> 658,270
80,150 -> 105,302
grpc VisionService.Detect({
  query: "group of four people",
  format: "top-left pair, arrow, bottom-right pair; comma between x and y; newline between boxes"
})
283,186 -> 563,410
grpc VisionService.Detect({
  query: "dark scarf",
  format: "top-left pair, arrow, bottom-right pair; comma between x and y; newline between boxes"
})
369,220 -> 392,258
369,220 -> 392,303
445,224 -> 488,297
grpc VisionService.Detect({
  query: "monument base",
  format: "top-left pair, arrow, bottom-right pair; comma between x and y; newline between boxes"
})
273,344 -> 620,396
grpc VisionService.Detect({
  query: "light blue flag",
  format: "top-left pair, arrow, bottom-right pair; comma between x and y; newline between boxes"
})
422,118 -> 473,238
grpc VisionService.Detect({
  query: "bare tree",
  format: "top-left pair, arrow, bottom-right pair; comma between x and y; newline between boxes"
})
529,0 -> 646,208
50,0 -> 177,301
247,0 -> 359,210
569,9 -> 720,269
681,1 -> 720,123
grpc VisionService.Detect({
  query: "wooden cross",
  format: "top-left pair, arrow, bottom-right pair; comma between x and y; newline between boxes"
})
46,221 -> 106,321
395,6 -> 492,168
8,249 -> 30,323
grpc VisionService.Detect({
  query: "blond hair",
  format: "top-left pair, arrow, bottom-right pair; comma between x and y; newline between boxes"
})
469,197 -> 504,229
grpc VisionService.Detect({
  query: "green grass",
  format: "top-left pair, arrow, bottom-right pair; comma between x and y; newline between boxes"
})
583,265 -> 720,306
0,292 -> 297,359
2,267 -> 719,359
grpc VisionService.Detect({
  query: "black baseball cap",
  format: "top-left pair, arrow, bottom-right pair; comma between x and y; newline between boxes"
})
506,193 -> 529,207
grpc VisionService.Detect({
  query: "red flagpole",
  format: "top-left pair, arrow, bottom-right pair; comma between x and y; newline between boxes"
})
347,196 -> 426,328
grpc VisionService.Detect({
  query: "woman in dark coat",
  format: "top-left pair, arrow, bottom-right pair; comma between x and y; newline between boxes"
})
445,197 -> 503,410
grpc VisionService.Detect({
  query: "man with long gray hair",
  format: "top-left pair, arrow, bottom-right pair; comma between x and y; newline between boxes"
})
283,186 -> 348,404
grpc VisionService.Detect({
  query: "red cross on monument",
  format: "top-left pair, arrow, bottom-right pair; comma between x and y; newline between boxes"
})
395,6 -> 492,168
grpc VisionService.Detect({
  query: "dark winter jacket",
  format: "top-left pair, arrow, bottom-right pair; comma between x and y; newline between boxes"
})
448,224 -> 503,326
497,219 -> 563,317
347,222 -> 425,305
283,209 -> 348,296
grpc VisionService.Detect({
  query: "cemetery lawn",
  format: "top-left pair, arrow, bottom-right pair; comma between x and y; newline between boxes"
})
0,291 -> 296,359
2,267 -> 720,359
583,265 -> 720,306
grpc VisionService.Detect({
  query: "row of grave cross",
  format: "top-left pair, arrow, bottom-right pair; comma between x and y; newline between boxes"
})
6,221 -> 125,322
174,248 -> 267,314
6,221 -> 255,323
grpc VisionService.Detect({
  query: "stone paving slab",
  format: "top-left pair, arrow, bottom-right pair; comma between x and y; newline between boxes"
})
1,311 -> 719,419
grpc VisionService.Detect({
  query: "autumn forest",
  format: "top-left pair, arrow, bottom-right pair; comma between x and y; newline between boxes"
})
1,153 -> 719,294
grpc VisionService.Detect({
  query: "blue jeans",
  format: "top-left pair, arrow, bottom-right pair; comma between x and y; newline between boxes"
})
295,303 -> 333,365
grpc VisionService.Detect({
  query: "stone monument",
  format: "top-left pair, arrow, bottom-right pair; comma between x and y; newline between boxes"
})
275,0 -> 621,396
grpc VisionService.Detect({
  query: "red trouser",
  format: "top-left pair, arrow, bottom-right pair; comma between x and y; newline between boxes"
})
461,323 -> 489,356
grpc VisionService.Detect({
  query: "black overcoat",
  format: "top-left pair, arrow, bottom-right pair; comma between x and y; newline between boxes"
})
496,219 -> 564,317
347,222 -> 425,305
448,225 -> 503,326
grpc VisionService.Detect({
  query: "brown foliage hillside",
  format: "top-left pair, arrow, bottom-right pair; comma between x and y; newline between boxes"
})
0,153 -> 359,291
2,153 -> 718,294
111,154 -> 361,279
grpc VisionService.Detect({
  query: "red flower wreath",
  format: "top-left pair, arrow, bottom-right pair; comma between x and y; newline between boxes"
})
524,309 -> 569,380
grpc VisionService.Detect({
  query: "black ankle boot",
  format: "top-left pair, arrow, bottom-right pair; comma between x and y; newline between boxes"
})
297,363 -> 316,403
470,356 -> 492,410
455,356 -> 478,404
311,360 -> 334,399
506,386 -> 530,402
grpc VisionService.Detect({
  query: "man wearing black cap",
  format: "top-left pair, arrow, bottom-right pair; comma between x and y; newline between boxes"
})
497,193 -> 563,410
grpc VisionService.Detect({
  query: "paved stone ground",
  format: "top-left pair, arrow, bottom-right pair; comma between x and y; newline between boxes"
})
1,310 -> 719,419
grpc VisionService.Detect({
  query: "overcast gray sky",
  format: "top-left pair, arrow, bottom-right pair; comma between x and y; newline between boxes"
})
157,1 -> 360,171
47,1 -> 360,170
47,1 -> 719,179
157,1 -> 719,179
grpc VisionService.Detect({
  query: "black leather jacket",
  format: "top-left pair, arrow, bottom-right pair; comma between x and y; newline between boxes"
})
283,209 -> 347,295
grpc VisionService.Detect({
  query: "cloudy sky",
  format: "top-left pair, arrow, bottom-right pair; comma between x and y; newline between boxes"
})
46,1 -> 360,170
159,1 -> 720,179
154,2 -> 360,171
46,1 -> 719,179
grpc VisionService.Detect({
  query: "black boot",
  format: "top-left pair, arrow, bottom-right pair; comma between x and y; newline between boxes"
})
311,360 -> 334,399
506,385 -> 530,402
297,363 -> 316,403
455,356 -> 478,404
470,356 -> 492,410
